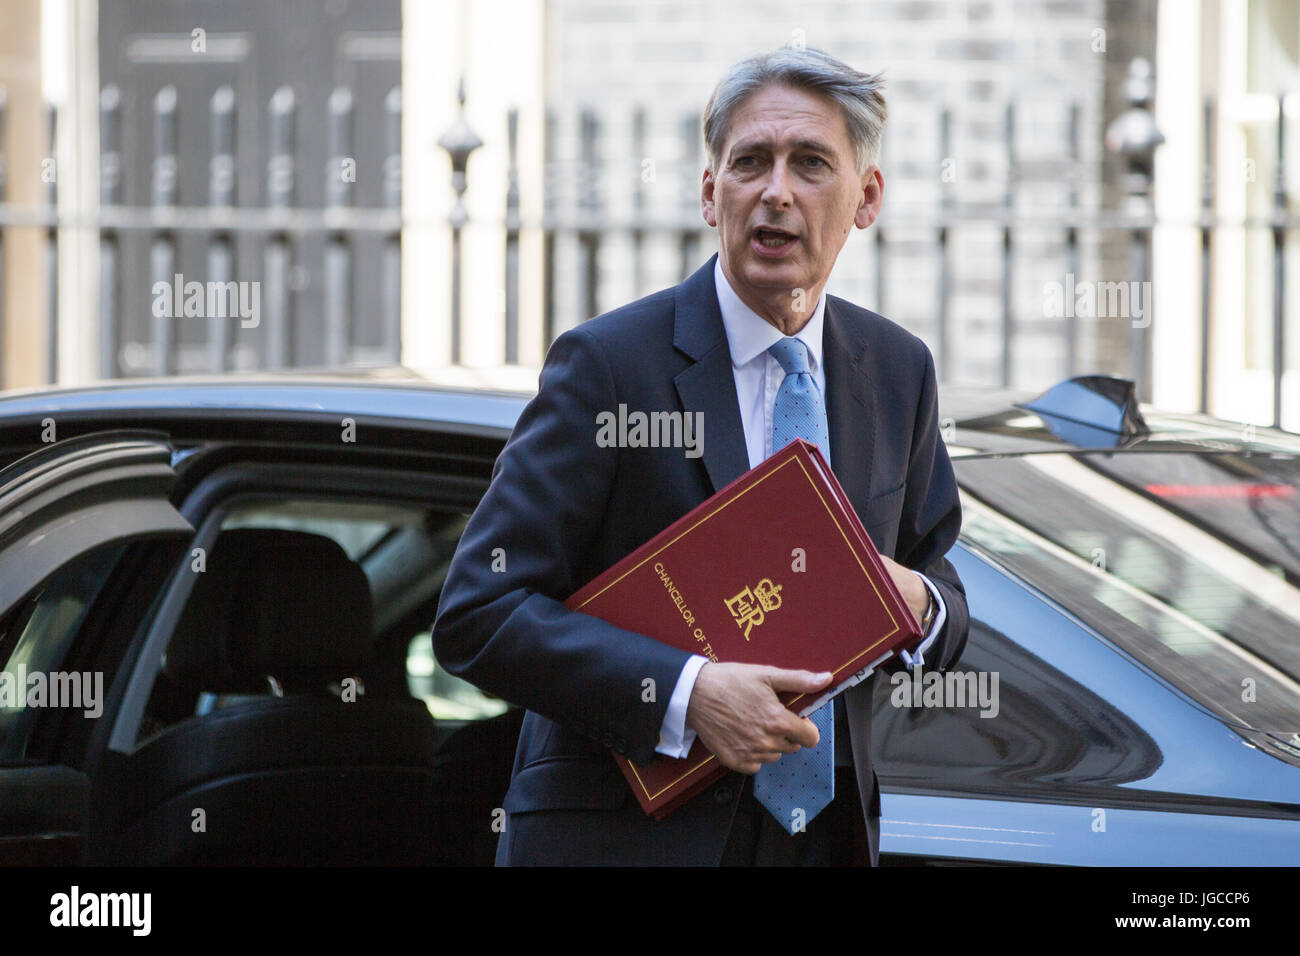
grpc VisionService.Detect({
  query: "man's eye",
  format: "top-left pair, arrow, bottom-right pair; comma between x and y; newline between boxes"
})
804,156 -> 827,168
735,156 -> 758,168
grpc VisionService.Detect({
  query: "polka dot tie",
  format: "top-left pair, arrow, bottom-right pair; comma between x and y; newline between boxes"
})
753,336 -> 835,835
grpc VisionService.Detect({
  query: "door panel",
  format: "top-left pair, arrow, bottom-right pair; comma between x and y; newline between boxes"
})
0,431 -> 193,862
0,766 -> 87,865
879,792 -> 1300,865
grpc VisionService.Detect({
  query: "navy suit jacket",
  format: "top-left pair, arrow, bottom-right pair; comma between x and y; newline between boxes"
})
432,253 -> 969,865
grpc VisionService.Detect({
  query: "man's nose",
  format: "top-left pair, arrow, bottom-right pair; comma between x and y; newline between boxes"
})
760,161 -> 793,207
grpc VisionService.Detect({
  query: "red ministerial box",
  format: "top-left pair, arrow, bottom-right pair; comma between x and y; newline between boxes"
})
564,438 -> 922,819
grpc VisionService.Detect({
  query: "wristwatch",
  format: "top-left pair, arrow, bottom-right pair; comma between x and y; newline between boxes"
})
920,589 -> 937,634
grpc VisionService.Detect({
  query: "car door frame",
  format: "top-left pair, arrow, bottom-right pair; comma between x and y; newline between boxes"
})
0,431 -> 194,864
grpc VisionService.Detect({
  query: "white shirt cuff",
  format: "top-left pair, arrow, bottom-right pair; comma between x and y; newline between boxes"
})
899,574 -> 947,671
655,654 -> 709,758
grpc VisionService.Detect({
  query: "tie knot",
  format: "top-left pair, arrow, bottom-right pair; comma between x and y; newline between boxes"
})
767,337 -> 812,375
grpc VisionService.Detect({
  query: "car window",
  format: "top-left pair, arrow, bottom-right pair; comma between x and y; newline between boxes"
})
0,544 -> 125,763
954,453 -> 1300,739
220,498 -> 418,560
1085,450 -> 1299,584
220,498 -> 504,719
872,615 -> 1161,794
141,494 -> 507,734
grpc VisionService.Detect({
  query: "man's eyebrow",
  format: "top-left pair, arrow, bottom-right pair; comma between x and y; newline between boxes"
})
728,138 -> 837,158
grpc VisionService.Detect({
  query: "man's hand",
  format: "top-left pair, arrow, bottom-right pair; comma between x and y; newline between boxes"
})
880,554 -> 928,628
684,662 -> 833,774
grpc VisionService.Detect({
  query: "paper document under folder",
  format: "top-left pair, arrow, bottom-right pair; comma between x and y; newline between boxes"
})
794,649 -> 896,717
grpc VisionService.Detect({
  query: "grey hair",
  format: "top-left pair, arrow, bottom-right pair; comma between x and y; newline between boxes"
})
702,46 -> 887,177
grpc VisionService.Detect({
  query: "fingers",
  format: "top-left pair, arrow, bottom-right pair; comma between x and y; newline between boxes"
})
734,725 -> 818,774
723,718 -> 824,774
781,714 -> 820,750
754,712 -> 811,754
774,734 -> 803,755
686,662 -> 834,775
763,666 -> 834,694
722,717 -> 819,773
732,749 -> 790,775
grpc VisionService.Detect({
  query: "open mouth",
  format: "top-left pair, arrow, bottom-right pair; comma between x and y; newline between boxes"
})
753,227 -> 798,251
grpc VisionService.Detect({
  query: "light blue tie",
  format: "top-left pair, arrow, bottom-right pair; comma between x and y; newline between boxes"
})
753,336 -> 835,835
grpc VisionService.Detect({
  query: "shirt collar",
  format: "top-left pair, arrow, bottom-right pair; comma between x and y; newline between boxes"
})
714,257 -> 826,373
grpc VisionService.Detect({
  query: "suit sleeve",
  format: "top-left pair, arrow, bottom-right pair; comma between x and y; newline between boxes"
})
431,327 -> 691,765
879,344 -> 969,677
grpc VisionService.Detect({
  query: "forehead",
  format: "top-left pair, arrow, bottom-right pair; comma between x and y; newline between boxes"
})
723,83 -> 852,153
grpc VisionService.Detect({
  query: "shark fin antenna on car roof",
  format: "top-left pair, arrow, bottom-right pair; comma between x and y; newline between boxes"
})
1017,375 -> 1150,449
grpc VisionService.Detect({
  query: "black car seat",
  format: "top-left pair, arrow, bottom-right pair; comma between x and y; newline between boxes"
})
96,529 -> 439,864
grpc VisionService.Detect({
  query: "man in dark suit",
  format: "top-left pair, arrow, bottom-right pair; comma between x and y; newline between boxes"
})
432,45 -> 968,865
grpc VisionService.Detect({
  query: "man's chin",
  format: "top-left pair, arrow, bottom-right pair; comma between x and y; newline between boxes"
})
738,258 -> 806,290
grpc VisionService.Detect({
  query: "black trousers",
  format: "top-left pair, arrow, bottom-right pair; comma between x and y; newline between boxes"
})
720,766 -> 871,866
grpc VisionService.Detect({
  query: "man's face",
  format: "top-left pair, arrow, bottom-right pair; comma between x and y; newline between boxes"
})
702,83 -> 883,312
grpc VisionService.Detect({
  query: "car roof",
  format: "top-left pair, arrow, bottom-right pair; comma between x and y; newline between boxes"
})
0,367 -> 1295,458
0,367 -> 533,441
937,383 -> 1300,458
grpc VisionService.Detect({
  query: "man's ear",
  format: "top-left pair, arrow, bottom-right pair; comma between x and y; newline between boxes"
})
701,166 -> 717,228
854,166 -> 884,229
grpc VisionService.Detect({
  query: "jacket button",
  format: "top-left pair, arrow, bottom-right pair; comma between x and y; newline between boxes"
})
714,787 -> 733,804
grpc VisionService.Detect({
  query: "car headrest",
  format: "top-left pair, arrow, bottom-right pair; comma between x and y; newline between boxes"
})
165,528 -> 374,693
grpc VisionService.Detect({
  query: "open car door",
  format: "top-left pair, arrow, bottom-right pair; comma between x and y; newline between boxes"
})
0,431 -> 193,864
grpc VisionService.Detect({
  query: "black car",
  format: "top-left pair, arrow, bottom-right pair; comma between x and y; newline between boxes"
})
0,370 -> 1295,865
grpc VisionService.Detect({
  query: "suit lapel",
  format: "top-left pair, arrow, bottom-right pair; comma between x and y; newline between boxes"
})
823,297 -> 874,521
672,255 -> 750,494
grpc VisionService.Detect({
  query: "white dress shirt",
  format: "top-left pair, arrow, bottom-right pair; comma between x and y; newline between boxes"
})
654,260 -> 947,758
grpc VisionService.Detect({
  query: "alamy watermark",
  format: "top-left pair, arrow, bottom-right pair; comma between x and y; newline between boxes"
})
0,665 -> 103,718
1043,272 -> 1151,328
152,273 -> 260,328
50,886 -> 150,936
889,665 -> 999,719
595,404 -> 704,459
